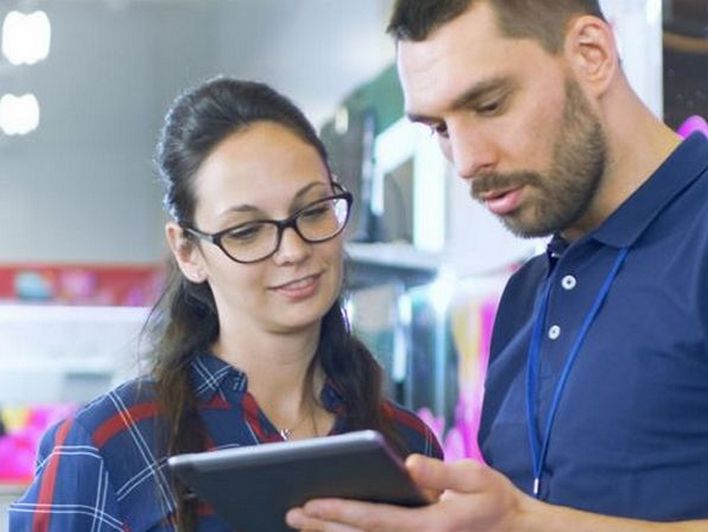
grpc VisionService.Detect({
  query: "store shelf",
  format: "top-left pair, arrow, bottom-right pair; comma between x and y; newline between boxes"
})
0,303 -> 149,322
346,242 -> 441,270
0,304 -> 150,405
345,242 -> 440,289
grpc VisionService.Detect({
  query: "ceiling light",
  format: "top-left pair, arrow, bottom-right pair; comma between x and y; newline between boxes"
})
2,10 -> 51,66
0,93 -> 40,135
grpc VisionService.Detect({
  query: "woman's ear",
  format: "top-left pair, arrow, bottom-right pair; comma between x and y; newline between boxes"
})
165,222 -> 208,283
563,15 -> 618,98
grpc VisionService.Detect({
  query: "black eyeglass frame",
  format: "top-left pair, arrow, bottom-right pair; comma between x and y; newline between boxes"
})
182,187 -> 353,264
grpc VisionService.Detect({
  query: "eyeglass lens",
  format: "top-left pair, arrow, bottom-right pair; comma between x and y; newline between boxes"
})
220,196 -> 349,262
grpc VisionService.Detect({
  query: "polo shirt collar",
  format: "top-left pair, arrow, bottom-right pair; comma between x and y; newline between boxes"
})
591,133 -> 708,248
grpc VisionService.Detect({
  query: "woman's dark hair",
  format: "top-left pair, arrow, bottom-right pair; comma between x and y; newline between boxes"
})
149,76 -> 403,530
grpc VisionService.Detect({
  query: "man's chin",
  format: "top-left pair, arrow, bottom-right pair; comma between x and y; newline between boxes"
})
500,217 -> 554,239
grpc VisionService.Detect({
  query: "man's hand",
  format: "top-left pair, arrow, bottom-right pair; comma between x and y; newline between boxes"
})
286,454 -> 532,531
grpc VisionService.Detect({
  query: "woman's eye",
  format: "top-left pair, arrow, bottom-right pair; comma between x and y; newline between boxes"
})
301,204 -> 329,219
226,224 -> 262,241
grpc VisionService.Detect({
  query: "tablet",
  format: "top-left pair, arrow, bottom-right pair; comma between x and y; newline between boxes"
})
167,430 -> 427,531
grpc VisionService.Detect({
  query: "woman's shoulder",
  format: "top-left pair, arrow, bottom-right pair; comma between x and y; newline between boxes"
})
73,376 -> 158,430
383,400 -> 444,459
41,376 -> 160,455
17,377 -> 171,531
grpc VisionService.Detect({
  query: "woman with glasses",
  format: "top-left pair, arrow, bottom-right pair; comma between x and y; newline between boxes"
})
11,77 -> 442,531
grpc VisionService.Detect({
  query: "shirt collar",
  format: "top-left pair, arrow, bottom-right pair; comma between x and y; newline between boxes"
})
546,234 -> 569,259
189,352 -> 246,402
188,351 -> 345,411
591,133 -> 708,248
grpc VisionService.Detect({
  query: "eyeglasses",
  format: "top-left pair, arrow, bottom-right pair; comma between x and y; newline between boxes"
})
182,189 -> 353,264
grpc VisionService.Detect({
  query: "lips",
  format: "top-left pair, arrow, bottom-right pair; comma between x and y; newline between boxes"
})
269,273 -> 322,302
478,186 -> 524,216
270,273 -> 321,291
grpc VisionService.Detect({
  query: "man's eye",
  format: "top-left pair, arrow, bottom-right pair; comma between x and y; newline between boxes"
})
477,97 -> 507,116
430,122 -> 449,138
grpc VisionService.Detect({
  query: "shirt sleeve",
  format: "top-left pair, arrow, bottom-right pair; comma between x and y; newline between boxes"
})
384,401 -> 444,460
421,422 -> 444,460
9,417 -> 125,531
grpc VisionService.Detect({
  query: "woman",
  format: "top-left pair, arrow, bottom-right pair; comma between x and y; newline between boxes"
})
10,77 -> 442,531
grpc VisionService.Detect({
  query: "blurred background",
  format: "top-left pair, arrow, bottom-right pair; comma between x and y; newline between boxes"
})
0,0 -> 706,526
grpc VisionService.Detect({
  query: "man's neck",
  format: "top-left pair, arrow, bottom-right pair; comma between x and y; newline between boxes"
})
563,85 -> 682,241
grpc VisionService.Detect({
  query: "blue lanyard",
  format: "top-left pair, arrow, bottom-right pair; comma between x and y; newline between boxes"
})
525,247 -> 629,498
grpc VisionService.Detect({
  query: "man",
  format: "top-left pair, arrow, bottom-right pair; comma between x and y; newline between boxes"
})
287,0 -> 708,530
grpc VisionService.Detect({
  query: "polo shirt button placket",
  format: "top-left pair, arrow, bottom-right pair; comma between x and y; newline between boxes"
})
548,324 -> 561,340
561,275 -> 577,290
548,275 -> 575,340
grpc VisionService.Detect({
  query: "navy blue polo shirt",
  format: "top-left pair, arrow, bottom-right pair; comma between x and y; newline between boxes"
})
479,133 -> 708,521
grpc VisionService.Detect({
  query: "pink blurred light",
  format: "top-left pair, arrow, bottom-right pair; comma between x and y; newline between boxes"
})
677,115 -> 708,139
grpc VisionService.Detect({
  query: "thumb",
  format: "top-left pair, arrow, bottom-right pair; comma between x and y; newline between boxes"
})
406,454 -> 485,493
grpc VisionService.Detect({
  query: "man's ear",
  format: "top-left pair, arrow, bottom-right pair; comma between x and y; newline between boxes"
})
165,222 -> 207,283
563,15 -> 619,98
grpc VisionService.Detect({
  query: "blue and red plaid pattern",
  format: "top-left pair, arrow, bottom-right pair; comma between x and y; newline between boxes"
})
10,352 -> 443,531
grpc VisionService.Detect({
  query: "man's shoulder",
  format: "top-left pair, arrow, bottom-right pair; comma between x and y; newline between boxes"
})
490,252 -> 548,356
507,252 -> 548,289
499,253 -> 548,314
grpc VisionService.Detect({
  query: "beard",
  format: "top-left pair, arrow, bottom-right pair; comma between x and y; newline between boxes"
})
471,78 -> 608,238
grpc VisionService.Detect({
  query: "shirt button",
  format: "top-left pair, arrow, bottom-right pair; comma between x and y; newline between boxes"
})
561,275 -> 577,290
548,325 -> 561,340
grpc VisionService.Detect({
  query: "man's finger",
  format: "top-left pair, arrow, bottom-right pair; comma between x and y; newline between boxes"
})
292,498 -> 431,532
286,507 -> 363,532
406,454 -> 488,493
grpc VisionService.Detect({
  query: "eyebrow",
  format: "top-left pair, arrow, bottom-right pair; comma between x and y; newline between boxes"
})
406,75 -> 517,124
218,181 -> 330,217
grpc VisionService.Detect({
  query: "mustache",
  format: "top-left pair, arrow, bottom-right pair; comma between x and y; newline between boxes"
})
471,171 -> 542,198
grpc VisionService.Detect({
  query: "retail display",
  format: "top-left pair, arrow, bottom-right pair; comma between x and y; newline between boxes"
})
0,264 -> 158,486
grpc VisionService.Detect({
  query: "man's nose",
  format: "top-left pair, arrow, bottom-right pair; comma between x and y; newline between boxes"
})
445,122 -> 498,180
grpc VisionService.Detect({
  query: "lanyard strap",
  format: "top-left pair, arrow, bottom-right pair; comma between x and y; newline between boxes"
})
525,247 -> 629,497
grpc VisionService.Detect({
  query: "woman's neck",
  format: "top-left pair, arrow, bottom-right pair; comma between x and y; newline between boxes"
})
211,321 -> 329,438
215,320 -> 319,380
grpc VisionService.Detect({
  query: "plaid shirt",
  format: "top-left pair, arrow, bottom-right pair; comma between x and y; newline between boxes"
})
10,352 -> 443,531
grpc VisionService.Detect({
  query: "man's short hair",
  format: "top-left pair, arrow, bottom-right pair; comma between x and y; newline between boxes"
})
387,0 -> 606,53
